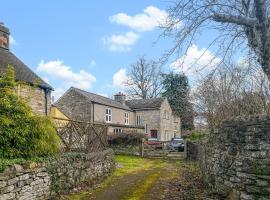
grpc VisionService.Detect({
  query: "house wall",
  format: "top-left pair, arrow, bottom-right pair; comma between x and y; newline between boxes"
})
55,89 -> 92,121
159,99 -> 181,141
93,103 -> 135,125
16,83 -> 50,116
50,106 -> 68,119
136,109 -> 160,138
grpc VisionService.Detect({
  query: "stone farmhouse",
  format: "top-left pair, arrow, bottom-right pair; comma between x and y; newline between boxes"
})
51,87 -> 181,141
0,23 -> 53,115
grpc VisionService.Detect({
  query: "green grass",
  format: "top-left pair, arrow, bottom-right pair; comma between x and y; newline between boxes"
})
65,155 -> 164,200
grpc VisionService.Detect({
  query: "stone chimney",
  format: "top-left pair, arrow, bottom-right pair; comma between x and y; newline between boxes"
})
114,92 -> 126,104
0,22 -> 10,50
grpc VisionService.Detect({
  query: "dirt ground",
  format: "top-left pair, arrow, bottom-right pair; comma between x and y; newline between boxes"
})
61,155 -> 213,200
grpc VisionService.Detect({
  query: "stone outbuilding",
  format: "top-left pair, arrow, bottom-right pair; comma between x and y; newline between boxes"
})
52,87 -> 181,140
0,23 -> 53,115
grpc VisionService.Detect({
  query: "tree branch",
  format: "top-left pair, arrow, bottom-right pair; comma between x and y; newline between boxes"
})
212,13 -> 257,27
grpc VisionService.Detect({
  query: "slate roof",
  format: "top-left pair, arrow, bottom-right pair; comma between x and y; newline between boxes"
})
125,98 -> 165,110
55,87 -> 166,118
57,87 -> 132,111
0,48 -> 53,90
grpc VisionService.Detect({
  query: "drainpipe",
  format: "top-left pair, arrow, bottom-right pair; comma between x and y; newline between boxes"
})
44,89 -> 48,116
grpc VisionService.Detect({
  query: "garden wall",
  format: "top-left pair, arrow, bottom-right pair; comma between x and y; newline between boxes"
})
186,115 -> 270,200
0,149 -> 115,200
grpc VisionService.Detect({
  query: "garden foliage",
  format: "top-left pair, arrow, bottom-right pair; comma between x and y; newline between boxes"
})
0,65 -> 60,159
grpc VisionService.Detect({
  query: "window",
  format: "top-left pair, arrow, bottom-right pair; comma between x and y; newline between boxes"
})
105,108 -> 112,123
113,128 -> 122,135
136,115 -> 141,125
164,111 -> 169,119
125,112 -> 129,125
145,124 -> 148,134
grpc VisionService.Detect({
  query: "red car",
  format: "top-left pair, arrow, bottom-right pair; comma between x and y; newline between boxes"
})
144,138 -> 163,149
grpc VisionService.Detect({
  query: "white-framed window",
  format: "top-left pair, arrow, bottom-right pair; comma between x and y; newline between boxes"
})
136,115 -> 141,125
105,108 -> 112,123
125,112 -> 129,125
145,124 -> 148,134
113,128 -> 122,135
164,111 -> 169,119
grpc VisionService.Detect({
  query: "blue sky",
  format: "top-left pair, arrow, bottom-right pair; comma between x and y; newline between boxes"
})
1,0 -> 221,100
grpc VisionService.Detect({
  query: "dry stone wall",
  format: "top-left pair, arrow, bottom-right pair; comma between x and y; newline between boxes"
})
187,115 -> 270,200
0,149 -> 115,200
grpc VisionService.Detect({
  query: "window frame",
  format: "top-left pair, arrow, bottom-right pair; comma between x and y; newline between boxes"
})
136,115 -> 141,126
105,108 -> 112,123
124,112 -> 129,125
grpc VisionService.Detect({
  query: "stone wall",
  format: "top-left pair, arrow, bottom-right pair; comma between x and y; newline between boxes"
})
0,149 -> 115,200
17,84 -> 50,116
186,115 -> 270,200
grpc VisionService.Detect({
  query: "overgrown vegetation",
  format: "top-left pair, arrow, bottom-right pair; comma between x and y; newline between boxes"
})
162,72 -> 194,130
0,65 -> 60,159
108,132 -> 144,146
187,131 -> 208,141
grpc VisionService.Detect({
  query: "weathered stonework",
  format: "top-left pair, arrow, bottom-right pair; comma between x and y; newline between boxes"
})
186,115 -> 270,200
0,149 -> 115,200
16,83 -> 51,116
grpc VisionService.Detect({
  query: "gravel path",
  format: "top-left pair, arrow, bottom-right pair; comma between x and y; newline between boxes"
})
63,156 -> 212,200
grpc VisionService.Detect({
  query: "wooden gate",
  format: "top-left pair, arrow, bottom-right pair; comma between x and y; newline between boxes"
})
141,139 -> 185,159
52,117 -> 108,153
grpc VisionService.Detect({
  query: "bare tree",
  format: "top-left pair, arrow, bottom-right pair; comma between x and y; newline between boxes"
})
163,0 -> 270,80
193,63 -> 270,129
125,56 -> 163,99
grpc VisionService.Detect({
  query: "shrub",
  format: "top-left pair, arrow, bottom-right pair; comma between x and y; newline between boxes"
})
187,131 -> 209,141
108,132 -> 145,146
0,65 -> 60,159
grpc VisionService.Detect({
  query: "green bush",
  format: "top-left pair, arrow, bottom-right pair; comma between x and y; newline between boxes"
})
0,65 -> 61,159
108,132 -> 145,146
187,131 -> 209,141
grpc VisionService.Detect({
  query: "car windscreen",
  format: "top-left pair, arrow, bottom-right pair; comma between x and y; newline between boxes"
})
173,139 -> 183,143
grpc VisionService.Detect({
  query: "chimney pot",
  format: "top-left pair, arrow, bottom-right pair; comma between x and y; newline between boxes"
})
0,22 -> 10,50
114,92 -> 126,105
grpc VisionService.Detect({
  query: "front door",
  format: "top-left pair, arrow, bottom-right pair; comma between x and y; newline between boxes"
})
150,130 -> 158,138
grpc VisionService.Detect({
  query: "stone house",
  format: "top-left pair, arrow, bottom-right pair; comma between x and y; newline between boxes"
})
52,87 -> 181,141
0,23 -> 53,115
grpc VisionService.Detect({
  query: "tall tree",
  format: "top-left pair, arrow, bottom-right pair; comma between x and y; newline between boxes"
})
162,72 -> 194,130
162,0 -> 270,80
125,56 -> 163,99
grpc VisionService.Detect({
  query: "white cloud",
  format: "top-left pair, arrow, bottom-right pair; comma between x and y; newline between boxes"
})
104,31 -> 139,52
51,88 -> 66,102
9,35 -> 17,46
90,59 -> 96,67
37,60 -> 96,91
97,93 -> 109,98
170,45 -> 221,77
110,6 -> 168,32
112,68 -> 129,88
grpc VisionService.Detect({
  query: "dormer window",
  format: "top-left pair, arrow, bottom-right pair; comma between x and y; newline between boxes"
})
105,108 -> 112,123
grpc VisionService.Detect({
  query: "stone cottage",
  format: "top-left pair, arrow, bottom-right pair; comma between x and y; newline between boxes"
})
0,23 -> 53,115
52,87 -> 181,141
